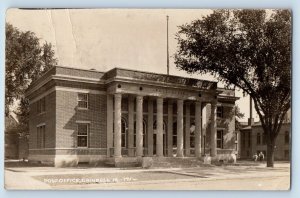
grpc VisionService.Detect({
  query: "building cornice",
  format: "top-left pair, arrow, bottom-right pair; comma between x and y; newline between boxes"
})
26,66 -> 238,101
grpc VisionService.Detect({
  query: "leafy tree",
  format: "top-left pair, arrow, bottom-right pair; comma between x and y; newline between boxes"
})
175,10 -> 291,167
5,23 -> 57,135
234,105 -> 245,132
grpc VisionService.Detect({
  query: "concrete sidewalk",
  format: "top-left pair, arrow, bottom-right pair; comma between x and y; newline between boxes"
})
4,161 -> 290,190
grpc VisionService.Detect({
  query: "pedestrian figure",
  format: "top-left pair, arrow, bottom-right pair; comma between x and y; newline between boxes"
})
253,154 -> 258,162
259,151 -> 264,161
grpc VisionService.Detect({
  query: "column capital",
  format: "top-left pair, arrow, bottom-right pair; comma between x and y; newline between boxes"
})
195,100 -> 202,105
211,100 -> 218,107
157,97 -> 164,104
177,99 -> 184,104
136,95 -> 143,101
114,93 -> 122,99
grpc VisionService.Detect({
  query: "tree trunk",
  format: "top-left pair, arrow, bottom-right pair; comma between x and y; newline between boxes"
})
266,143 -> 275,167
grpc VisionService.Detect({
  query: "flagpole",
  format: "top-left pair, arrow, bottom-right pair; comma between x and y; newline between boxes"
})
166,15 -> 169,75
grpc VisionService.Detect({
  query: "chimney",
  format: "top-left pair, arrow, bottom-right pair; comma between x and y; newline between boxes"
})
248,97 -> 254,126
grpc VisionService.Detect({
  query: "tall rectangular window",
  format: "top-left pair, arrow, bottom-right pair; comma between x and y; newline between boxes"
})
262,133 -> 266,145
285,131 -> 289,144
37,97 -> 46,114
217,130 -> 224,149
37,125 -> 45,148
77,123 -> 89,147
78,93 -> 88,109
248,132 -> 251,147
284,150 -> 289,159
257,133 -> 261,145
217,106 -> 224,118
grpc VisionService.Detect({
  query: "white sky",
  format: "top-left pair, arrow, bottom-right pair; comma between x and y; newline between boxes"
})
6,8 -> 258,122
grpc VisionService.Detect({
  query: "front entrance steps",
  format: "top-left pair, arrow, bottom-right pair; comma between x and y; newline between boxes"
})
105,157 -> 141,168
151,157 -> 204,168
105,156 -> 206,168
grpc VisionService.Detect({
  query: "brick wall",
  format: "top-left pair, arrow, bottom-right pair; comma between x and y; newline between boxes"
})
251,123 -> 290,160
55,90 -> 107,154
29,91 -> 56,150
204,104 -> 236,151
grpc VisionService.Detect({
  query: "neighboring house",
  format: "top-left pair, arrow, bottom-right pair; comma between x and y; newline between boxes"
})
239,110 -> 291,160
5,112 -> 29,160
5,113 -> 19,159
25,66 -> 239,167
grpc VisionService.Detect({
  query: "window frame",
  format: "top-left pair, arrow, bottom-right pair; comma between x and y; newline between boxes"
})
285,131 -> 289,144
217,129 -> 224,149
217,106 -> 224,118
77,93 -> 89,109
262,133 -> 266,145
122,118 -> 127,148
257,132 -> 261,145
36,124 -> 46,148
77,123 -> 89,148
37,97 -> 46,114
248,132 -> 251,147
284,150 -> 290,159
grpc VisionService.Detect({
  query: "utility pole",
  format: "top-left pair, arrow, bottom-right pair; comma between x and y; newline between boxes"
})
166,15 -> 169,75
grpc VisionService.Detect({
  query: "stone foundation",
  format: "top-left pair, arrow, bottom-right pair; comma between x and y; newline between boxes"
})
29,154 -> 108,167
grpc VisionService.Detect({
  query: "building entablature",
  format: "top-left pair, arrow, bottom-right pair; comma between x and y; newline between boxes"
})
26,66 -> 239,104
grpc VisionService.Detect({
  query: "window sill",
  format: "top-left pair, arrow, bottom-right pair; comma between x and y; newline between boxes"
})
77,107 -> 89,110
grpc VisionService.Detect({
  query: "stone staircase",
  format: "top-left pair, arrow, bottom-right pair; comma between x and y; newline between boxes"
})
103,157 -> 205,168
104,157 -> 141,168
151,157 -> 204,168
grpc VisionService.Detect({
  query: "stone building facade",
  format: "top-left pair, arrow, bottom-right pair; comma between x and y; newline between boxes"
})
26,66 -> 239,167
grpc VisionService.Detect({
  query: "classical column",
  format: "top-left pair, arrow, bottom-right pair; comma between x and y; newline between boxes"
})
185,102 -> 191,156
167,100 -> 173,157
210,102 -> 217,157
128,95 -> 134,157
195,101 -> 202,158
177,99 -> 184,157
114,93 -> 122,157
106,94 -> 114,157
156,97 -> 164,157
147,98 -> 154,156
136,95 -> 143,157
